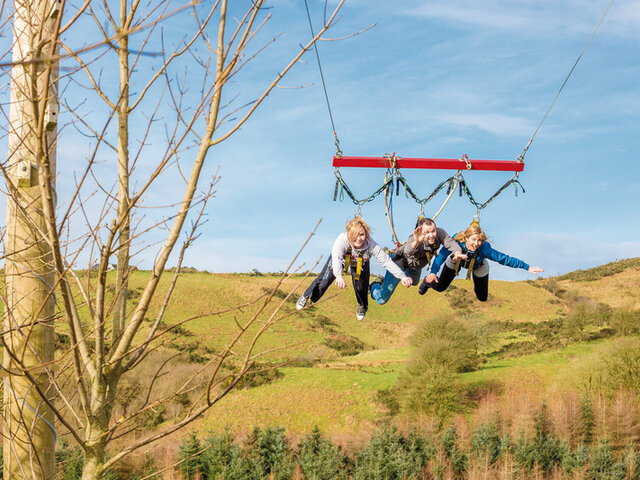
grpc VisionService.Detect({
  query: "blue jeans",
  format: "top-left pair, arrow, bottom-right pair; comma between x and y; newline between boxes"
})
370,266 -> 421,305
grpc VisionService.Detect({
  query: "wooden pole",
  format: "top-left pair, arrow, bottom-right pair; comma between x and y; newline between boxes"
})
3,1 -> 59,478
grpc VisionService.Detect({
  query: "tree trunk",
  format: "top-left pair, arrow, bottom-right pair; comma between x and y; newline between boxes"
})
3,0 -> 58,478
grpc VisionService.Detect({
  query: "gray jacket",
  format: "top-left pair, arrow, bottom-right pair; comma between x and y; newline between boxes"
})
331,232 -> 407,280
394,227 -> 461,272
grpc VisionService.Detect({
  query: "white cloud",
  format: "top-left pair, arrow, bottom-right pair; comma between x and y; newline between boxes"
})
438,112 -> 533,136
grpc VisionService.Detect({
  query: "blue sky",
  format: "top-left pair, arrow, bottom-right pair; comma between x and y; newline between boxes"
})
194,0 -> 640,280
2,0 -> 639,281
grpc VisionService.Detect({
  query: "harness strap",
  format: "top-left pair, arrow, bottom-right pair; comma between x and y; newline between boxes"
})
343,254 -> 350,276
343,252 -> 365,280
465,257 -> 476,280
454,252 -> 478,280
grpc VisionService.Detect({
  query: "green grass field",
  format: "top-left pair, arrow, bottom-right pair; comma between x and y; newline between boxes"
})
29,259 -> 640,442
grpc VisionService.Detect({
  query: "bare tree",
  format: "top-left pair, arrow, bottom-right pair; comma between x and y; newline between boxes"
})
1,0 -> 342,478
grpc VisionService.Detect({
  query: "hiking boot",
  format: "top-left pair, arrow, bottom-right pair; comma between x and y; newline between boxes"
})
296,295 -> 311,310
418,279 -> 430,295
356,305 -> 367,321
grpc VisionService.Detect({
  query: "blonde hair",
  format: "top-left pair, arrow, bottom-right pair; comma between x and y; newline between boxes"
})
454,224 -> 487,244
345,217 -> 372,244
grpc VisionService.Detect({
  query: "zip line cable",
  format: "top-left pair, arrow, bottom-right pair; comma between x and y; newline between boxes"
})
303,0 -> 342,156
518,0 -> 615,162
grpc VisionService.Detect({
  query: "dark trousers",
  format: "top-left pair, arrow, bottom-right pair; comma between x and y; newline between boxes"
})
427,264 -> 489,302
303,255 -> 370,309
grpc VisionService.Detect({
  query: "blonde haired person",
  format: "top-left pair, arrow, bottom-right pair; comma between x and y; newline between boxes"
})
297,218 -> 412,320
418,223 -> 544,301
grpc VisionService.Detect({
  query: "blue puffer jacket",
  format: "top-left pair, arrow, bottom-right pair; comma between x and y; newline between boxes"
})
430,236 -> 529,275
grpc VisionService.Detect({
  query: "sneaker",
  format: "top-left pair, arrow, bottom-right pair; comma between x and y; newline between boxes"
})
418,279 -> 430,295
296,295 -> 310,310
356,305 -> 367,321
369,276 -> 383,293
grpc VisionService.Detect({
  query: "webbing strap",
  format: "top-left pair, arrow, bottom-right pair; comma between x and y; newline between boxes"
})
343,252 -> 365,280
455,255 -> 477,280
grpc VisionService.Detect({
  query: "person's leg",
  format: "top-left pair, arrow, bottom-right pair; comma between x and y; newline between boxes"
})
428,264 -> 456,292
303,256 -> 335,302
423,255 -> 457,293
370,269 -> 400,305
353,259 -> 370,314
472,261 -> 490,301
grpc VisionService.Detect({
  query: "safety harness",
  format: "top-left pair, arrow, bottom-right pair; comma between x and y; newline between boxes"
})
454,250 -> 480,280
343,251 -> 366,280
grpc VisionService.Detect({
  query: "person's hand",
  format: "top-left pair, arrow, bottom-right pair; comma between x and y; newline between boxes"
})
335,277 -> 346,289
425,273 -> 438,284
528,266 -> 544,275
401,277 -> 412,287
452,251 -> 467,261
413,226 -> 426,243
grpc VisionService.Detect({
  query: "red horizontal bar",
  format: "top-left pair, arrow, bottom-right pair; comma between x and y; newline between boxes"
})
332,156 -> 524,172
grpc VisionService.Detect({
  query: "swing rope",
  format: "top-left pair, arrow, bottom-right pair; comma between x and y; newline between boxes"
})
303,0 -> 342,156
518,0 -> 615,162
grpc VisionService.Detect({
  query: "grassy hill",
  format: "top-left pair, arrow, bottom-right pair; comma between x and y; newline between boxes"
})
31,257 -> 640,475
112,258 -> 639,440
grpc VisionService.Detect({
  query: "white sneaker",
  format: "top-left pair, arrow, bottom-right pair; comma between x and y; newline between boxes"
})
296,295 -> 310,310
356,305 -> 367,321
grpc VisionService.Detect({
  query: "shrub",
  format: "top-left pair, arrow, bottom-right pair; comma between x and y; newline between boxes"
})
609,308 -> 640,336
322,333 -> 365,356
397,363 -> 460,423
298,426 -> 349,480
440,424 -> 468,476
177,432 -> 208,479
588,338 -> 640,396
471,422 -> 501,465
561,443 -> 589,476
354,426 -> 434,480
375,388 -> 400,416
587,439 -> 626,480
247,426 -> 295,480
202,431 -> 250,480
512,404 -> 564,473
582,394 -> 595,445
56,439 -> 84,480
409,313 -> 480,373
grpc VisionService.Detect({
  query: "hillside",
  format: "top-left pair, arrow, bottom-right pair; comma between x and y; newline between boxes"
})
116,258 -> 640,439
31,257 -> 640,475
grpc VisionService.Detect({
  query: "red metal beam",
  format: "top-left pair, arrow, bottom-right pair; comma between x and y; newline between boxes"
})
332,156 -> 525,172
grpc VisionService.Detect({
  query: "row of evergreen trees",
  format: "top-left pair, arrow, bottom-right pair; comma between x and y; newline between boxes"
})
175,416 -> 640,480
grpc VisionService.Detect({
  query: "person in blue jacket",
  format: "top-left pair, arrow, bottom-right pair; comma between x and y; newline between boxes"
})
418,222 -> 544,301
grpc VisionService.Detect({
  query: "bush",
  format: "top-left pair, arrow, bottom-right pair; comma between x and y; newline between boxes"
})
512,403 -> 564,473
298,426 -> 349,480
397,363 -> 460,423
178,432 -> 208,479
587,439 -> 626,480
56,440 -> 84,480
354,426 -> 434,480
563,301 -> 608,342
609,308 -> 640,336
409,313 -> 479,372
471,422 -> 501,465
440,425 -> 468,475
322,333 -> 365,356
247,426 -> 295,480
585,338 -> 640,396
202,431 -> 250,480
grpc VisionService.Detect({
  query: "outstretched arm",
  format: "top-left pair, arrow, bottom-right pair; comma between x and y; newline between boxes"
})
370,242 -> 411,285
